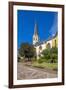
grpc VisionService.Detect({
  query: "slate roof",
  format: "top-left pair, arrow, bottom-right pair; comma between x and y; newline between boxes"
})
34,31 -> 58,47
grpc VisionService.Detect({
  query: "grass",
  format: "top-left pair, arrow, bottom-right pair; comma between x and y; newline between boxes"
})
32,61 -> 58,71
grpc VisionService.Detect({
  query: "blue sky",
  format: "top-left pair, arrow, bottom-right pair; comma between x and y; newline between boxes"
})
17,10 -> 58,48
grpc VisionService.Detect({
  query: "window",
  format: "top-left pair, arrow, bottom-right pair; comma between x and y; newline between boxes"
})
55,40 -> 56,47
39,45 -> 42,50
46,43 -> 51,49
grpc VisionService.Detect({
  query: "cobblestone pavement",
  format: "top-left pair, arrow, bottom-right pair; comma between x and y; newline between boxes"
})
17,62 -> 57,80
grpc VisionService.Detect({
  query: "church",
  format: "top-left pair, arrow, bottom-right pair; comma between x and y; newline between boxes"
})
33,22 -> 58,59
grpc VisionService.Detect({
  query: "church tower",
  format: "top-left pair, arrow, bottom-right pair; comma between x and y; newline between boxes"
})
33,22 -> 39,45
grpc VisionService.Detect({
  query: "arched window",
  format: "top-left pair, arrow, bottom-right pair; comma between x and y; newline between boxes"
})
46,43 -> 51,49
39,45 -> 42,50
55,39 -> 56,47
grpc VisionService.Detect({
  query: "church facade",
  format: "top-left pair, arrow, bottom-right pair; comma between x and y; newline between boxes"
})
33,22 -> 58,59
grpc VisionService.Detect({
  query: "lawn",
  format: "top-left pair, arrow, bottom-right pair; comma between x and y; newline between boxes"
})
32,61 -> 58,71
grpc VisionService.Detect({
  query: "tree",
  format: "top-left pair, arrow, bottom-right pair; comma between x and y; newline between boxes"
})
18,43 -> 36,61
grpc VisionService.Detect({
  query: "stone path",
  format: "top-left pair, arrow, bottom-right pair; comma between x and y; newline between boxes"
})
17,62 -> 57,80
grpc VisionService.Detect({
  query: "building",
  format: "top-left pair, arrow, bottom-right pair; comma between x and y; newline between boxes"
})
33,22 -> 39,45
33,22 -> 58,59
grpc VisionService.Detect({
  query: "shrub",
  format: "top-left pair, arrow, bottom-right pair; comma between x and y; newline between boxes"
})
41,47 -> 58,63
50,54 -> 58,63
38,59 -> 44,63
50,47 -> 58,54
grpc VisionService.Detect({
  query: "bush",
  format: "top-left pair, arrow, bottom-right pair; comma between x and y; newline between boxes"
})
38,59 -> 44,63
40,47 -> 58,63
51,47 -> 58,54
50,54 -> 58,63
41,49 -> 51,59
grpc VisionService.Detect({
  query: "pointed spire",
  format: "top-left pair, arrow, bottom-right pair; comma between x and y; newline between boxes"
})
34,21 -> 38,35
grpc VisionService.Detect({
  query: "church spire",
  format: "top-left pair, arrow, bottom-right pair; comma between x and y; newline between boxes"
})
33,21 -> 39,45
34,22 -> 38,35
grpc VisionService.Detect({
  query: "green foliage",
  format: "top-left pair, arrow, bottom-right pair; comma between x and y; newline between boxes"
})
51,47 -> 58,54
38,59 -> 44,63
50,54 -> 58,63
32,62 -> 58,70
40,47 -> 58,63
18,43 -> 36,61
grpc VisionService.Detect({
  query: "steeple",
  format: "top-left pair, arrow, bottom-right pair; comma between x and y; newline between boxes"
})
33,22 -> 39,45
34,22 -> 38,35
